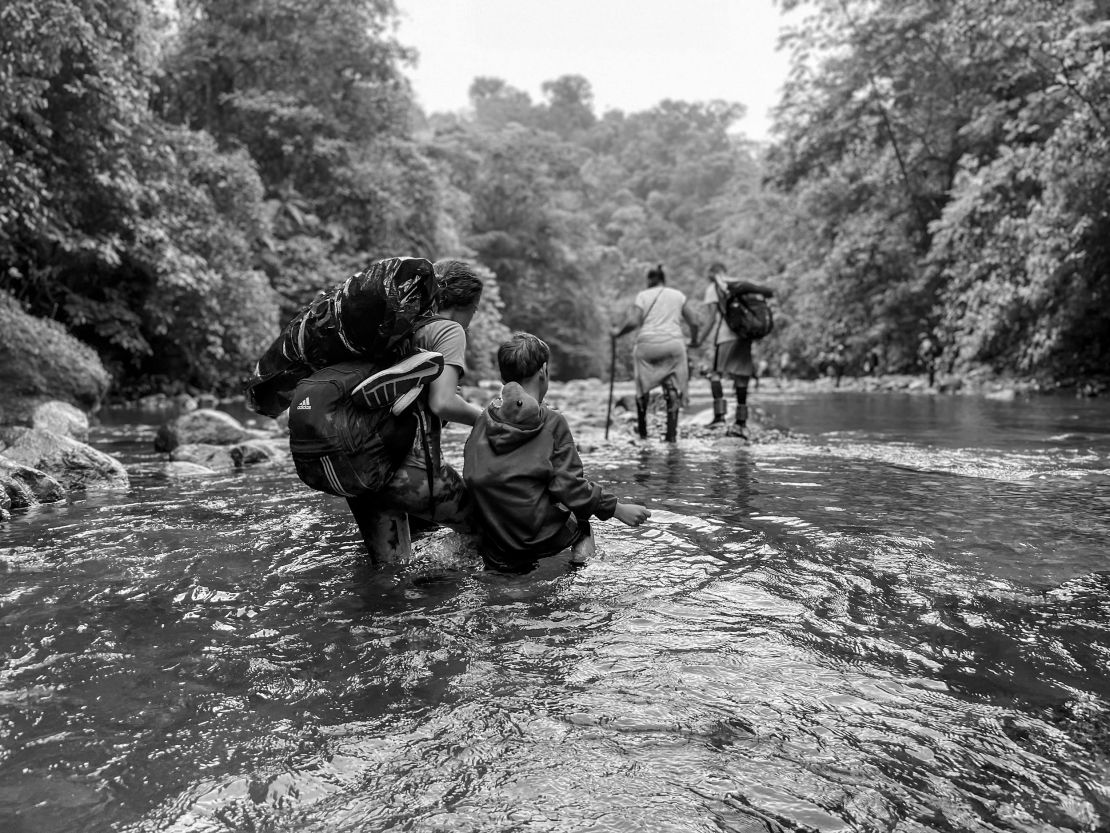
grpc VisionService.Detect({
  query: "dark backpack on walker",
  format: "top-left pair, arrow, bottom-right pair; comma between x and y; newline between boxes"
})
287,342 -> 445,498
720,282 -> 774,341
245,256 -> 438,418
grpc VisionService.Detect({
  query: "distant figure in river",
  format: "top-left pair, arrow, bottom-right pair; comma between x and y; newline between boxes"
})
829,341 -> 847,388
918,331 -> 940,388
862,348 -> 881,376
464,332 -> 651,572
754,357 -> 770,389
778,351 -> 793,382
696,261 -> 774,439
611,264 -> 700,442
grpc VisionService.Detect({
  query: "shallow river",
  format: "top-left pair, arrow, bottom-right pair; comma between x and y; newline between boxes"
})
2,389 -> 1109,832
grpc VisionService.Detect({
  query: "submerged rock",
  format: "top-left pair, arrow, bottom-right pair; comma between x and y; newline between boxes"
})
170,443 -> 237,470
163,461 -> 218,477
231,439 -> 288,467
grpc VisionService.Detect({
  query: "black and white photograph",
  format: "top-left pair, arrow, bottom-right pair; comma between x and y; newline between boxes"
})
1,0 -> 1108,830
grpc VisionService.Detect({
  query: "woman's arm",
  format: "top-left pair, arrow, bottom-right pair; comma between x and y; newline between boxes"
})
426,364 -> 482,426
681,301 -> 700,347
696,299 -> 720,349
610,303 -> 644,340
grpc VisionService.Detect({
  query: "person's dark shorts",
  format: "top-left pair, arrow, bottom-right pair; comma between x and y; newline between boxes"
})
481,515 -> 592,573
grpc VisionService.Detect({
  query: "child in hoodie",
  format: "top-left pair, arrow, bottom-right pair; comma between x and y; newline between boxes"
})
463,332 -> 651,572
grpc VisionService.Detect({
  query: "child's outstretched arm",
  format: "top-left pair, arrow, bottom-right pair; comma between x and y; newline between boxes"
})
614,502 -> 651,526
548,416 -> 621,520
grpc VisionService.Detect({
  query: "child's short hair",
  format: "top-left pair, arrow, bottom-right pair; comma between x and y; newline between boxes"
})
498,332 -> 550,383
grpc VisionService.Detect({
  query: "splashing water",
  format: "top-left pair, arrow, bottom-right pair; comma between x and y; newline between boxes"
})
2,390 -> 1109,832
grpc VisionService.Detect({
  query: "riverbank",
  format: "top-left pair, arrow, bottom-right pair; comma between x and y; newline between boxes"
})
745,369 -> 1107,398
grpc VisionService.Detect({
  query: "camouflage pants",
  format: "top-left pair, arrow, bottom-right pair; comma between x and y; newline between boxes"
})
347,461 -> 474,535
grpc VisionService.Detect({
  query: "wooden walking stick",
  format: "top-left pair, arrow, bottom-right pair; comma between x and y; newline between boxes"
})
605,336 -> 617,440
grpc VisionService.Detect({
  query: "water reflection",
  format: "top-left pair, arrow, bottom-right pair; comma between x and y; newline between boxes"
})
1,393 -> 1109,831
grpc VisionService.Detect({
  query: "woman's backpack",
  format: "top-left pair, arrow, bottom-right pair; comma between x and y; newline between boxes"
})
720,282 -> 774,341
245,256 -> 438,418
287,349 -> 445,498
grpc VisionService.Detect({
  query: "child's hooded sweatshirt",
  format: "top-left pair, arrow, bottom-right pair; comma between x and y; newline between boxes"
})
463,382 -> 618,557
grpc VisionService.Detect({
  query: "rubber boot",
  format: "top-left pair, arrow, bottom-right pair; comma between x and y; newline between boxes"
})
709,379 -> 727,425
635,395 -> 649,439
664,408 -> 679,443
727,404 -> 750,439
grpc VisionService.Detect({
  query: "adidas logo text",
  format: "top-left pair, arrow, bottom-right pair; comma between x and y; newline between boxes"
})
296,397 -> 311,410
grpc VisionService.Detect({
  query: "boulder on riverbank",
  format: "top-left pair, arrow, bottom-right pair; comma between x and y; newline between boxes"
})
0,291 -> 111,425
154,408 -> 251,452
30,400 -> 90,443
0,427 -> 128,492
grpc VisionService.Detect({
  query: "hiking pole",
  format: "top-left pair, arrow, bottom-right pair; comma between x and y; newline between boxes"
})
605,335 -> 617,440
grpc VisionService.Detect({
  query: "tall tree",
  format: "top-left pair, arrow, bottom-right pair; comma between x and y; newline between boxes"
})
768,0 -> 1110,376
439,120 -> 606,377
0,0 -> 280,392
160,0 -> 441,316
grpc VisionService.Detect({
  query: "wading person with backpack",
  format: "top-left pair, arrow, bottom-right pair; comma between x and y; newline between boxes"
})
610,265 -> 700,442
697,261 -> 774,439
344,260 -> 485,546
247,256 -> 485,562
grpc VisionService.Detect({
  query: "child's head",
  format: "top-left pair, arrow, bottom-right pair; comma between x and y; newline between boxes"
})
498,332 -> 550,396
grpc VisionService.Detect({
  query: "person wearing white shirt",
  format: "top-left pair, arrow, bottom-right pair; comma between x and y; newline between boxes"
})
611,265 -> 700,442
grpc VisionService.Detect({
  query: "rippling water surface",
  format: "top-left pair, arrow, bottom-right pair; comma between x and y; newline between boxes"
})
2,390 -> 1109,832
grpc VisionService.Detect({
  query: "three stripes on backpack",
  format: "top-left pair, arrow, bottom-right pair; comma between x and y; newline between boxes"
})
320,455 -> 354,497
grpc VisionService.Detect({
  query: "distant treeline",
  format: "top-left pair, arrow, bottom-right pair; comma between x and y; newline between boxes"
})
2,0 -> 1107,396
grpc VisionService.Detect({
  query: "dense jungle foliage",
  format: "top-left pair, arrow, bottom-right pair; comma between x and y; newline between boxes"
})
1,0 -> 1107,397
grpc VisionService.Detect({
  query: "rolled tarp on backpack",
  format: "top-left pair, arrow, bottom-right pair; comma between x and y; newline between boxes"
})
245,256 -> 438,417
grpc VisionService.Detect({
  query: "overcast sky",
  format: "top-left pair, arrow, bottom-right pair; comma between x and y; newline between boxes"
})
393,0 -> 795,141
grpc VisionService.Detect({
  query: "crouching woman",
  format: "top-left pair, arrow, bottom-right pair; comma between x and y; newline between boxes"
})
346,260 -> 484,558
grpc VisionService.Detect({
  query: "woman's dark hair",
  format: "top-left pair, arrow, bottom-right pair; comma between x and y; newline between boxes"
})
498,332 -> 550,383
433,259 -> 483,309
647,264 -> 666,285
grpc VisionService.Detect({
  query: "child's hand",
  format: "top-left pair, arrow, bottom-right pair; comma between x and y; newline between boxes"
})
614,502 -> 651,527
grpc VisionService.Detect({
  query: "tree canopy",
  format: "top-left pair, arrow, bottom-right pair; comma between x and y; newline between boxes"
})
768,0 -> 1110,377
1,0 -> 1106,396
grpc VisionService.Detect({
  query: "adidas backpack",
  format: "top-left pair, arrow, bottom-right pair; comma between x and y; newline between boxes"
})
720,283 -> 774,341
287,346 -> 445,498
245,256 -> 438,418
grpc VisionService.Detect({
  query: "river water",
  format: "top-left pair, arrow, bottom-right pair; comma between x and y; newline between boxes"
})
1,389 -> 1109,832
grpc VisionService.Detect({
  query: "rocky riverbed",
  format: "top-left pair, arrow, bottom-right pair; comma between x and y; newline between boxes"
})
3,363 -> 1099,526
